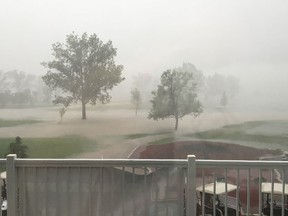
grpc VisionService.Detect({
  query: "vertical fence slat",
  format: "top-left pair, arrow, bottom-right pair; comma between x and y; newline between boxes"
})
20,167 -> 25,216
0,170 -> 2,216
165,168 -> 169,216
67,167 -> 70,216
7,154 -> 17,216
213,171 -> 216,216
236,169 -> 240,216
225,168 -> 228,216
201,169 -> 205,216
144,167 -> 147,216
247,168 -> 250,216
155,167 -> 159,215
111,168 -> 114,216
121,167 -> 125,216
132,167 -> 136,216
270,169 -> 274,216
259,169 -> 262,216
187,155 -> 196,216
78,167 -> 81,216
282,169 -> 285,216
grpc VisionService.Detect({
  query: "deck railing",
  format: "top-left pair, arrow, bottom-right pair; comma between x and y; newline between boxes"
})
2,154 -> 288,216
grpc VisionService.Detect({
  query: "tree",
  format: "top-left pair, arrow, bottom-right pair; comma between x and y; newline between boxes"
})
220,91 -> 228,107
205,73 -> 240,103
42,32 -> 125,119
6,136 -> 28,158
132,73 -> 154,106
59,107 -> 67,123
148,69 -> 203,130
131,88 -> 141,116
0,91 -> 12,108
0,70 -> 8,92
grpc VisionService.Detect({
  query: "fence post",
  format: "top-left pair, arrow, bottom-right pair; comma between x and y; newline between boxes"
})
187,155 -> 196,216
6,154 -> 17,216
0,170 -> 2,216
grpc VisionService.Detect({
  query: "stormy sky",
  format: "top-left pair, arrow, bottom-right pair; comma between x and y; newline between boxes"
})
1,0 -> 288,105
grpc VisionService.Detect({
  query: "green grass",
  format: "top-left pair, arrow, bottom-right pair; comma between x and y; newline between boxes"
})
148,137 -> 177,145
222,121 -> 267,131
1,120 -> 287,159
144,120 -> 288,151
124,133 -> 152,139
190,130 -> 287,145
184,121 -> 288,150
124,131 -> 172,140
0,136 -> 99,158
0,119 -> 41,127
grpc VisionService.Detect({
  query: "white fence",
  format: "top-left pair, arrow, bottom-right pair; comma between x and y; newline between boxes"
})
2,154 -> 288,216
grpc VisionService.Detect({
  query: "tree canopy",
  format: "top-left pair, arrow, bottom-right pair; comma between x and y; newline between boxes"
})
42,32 -> 125,119
148,68 -> 203,130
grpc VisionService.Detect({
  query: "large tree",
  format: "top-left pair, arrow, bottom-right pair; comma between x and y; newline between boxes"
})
42,32 -> 125,119
148,69 -> 203,130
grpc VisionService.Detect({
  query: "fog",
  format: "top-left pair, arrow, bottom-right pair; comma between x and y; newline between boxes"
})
1,0 -> 288,111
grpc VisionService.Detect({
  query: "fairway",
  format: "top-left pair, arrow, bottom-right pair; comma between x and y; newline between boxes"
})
0,106 -> 287,158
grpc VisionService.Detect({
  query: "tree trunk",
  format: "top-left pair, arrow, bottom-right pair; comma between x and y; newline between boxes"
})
174,115 -> 178,131
81,101 -> 86,120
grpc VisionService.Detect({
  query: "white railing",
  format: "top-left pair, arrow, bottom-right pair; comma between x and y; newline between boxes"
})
2,154 -> 288,216
196,160 -> 288,216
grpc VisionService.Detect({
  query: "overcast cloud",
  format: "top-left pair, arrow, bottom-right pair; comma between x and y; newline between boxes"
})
1,0 -> 288,104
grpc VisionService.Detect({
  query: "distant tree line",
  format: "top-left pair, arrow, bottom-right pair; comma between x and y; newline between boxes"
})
0,70 -> 53,108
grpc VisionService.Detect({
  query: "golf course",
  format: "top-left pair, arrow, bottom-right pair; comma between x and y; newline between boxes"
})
0,104 -> 288,159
